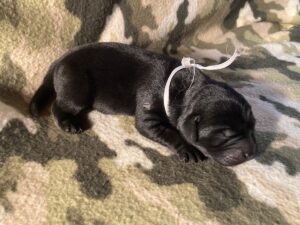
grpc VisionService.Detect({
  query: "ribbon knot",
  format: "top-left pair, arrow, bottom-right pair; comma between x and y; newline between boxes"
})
181,57 -> 196,67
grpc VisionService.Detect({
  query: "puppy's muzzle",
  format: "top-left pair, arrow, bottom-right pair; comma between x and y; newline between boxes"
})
214,137 -> 257,166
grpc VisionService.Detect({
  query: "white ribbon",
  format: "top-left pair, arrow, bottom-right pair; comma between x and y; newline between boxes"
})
163,49 -> 239,117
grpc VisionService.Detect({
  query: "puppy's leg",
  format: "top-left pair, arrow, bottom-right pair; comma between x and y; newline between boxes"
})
52,101 -> 85,133
135,107 -> 206,163
52,64 -> 92,133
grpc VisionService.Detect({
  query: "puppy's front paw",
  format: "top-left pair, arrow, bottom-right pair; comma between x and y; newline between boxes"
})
59,117 -> 83,134
177,146 -> 207,163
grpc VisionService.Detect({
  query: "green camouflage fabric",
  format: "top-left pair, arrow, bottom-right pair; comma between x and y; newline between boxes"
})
0,0 -> 300,224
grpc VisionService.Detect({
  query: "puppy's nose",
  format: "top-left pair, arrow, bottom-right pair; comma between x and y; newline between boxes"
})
243,138 -> 257,160
243,152 -> 250,159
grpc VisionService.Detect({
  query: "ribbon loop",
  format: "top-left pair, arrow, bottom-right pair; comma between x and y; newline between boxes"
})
164,49 -> 239,117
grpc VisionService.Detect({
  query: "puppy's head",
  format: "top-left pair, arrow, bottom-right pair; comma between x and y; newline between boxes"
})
177,77 -> 257,166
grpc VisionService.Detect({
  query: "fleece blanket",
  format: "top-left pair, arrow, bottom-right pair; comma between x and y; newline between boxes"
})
0,0 -> 300,224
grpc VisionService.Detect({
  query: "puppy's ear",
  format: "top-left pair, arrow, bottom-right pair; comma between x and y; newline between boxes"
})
177,113 -> 201,143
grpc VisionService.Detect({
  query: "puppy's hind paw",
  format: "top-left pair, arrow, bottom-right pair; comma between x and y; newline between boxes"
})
59,118 -> 83,134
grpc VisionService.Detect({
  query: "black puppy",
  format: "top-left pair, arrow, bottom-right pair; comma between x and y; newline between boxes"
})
30,42 -> 257,166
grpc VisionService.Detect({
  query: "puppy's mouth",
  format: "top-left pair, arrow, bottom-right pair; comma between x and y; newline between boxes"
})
198,138 -> 257,167
213,154 -> 251,166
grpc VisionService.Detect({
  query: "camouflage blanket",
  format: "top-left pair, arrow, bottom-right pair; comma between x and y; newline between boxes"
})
0,0 -> 300,224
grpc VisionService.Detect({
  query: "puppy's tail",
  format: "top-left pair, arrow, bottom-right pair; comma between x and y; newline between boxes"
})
29,64 -> 56,117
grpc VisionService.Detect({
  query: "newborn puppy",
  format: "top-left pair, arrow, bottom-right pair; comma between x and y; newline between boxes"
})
30,42 -> 257,166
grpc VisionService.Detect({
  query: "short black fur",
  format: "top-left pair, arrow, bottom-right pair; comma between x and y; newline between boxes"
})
30,42 -> 257,166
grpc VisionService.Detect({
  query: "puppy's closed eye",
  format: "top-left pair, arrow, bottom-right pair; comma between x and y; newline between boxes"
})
222,129 -> 237,138
209,129 -> 239,147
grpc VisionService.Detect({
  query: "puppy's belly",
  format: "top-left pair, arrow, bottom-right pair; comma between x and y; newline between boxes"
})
93,94 -> 136,115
